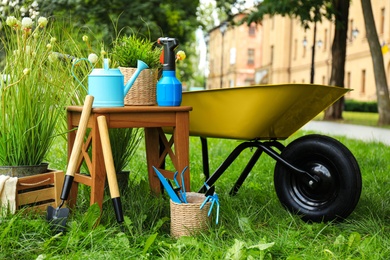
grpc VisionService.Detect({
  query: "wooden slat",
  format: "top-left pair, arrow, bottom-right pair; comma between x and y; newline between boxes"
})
18,187 -> 55,205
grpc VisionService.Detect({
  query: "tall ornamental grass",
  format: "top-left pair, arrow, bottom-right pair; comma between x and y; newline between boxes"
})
0,16 -> 79,166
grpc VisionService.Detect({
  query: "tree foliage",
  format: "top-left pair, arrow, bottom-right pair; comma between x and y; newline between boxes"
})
38,0 -> 200,45
35,0 -> 200,83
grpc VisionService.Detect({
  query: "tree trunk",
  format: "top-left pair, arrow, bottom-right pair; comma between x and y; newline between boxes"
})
361,0 -> 390,125
323,0 -> 350,120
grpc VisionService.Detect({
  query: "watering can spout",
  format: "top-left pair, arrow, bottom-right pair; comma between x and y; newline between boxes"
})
124,60 -> 149,95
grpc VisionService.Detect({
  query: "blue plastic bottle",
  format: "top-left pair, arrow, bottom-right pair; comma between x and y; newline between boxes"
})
157,37 -> 182,106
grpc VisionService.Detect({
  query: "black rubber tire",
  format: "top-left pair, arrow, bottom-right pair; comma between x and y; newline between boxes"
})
274,134 -> 362,222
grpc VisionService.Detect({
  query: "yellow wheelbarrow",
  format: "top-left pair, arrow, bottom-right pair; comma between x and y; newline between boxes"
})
182,84 -> 362,222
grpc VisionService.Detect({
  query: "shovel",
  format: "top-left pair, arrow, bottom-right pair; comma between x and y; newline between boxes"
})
97,116 -> 124,224
47,95 -> 94,232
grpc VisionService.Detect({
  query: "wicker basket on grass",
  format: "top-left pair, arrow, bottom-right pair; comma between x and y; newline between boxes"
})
120,67 -> 158,106
170,192 -> 211,238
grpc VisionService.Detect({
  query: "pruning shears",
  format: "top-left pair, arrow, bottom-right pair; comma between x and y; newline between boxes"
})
173,166 -> 188,203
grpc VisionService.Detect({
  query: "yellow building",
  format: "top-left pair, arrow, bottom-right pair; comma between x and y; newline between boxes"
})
206,0 -> 390,102
206,13 -> 262,89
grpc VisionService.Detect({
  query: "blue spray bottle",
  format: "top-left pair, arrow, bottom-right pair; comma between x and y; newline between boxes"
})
156,37 -> 182,106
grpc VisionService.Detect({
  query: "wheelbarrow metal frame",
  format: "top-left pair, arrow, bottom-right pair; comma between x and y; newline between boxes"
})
197,137 -> 320,195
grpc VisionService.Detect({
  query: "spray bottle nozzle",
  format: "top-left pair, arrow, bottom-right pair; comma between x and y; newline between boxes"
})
158,37 -> 179,71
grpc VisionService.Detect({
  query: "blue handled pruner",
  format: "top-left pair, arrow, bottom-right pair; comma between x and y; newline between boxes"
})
173,166 -> 188,203
200,192 -> 220,225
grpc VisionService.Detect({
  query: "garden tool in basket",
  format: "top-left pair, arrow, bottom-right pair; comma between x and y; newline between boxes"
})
97,116 -> 124,224
46,95 -> 94,232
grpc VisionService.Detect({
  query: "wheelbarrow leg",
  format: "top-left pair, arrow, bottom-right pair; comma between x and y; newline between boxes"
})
200,137 -> 210,180
229,147 -> 263,195
198,141 -> 258,193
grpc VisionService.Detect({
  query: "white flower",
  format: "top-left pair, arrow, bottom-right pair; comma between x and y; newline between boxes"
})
21,17 -> 33,30
31,11 -> 39,19
31,1 -> 39,8
38,17 -> 48,28
46,43 -> 52,50
25,45 -> 31,55
50,37 -> 56,43
48,52 -> 58,63
6,16 -> 18,27
82,35 -> 88,42
23,68 -> 30,75
20,6 -> 27,14
88,53 -> 98,64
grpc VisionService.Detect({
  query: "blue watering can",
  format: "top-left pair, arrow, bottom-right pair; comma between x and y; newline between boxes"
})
72,58 -> 149,107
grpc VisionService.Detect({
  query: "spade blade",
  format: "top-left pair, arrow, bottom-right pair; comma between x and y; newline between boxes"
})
47,205 -> 70,233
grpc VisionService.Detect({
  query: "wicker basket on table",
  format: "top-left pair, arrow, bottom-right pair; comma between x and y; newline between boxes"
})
170,192 -> 211,238
120,67 -> 158,106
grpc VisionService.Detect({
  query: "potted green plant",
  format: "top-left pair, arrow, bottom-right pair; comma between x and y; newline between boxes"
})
0,16 -> 79,176
111,34 -> 161,105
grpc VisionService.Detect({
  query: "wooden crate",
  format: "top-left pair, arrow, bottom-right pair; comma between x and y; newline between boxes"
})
16,170 -> 64,212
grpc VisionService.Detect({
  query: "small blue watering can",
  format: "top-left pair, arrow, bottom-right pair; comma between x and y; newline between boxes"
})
72,58 -> 149,107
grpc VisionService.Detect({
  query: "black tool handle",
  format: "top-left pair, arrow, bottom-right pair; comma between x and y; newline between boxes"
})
60,175 -> 74,200
158,37 -> 179,71
112,197 -> 124,223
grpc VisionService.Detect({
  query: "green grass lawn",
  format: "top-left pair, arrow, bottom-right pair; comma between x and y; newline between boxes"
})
1,112 -> 389,259
314,111 -> 390,128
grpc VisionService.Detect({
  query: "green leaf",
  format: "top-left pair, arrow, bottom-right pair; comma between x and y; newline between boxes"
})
248,242 -> 275,251
225,239 -> 246,260
334,234 -> 346,246
347,232 -> 361,251
142,232 -> 158,255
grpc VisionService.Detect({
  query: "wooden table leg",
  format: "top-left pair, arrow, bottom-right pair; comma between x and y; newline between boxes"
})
144,127 -> 162,194
90,115 -> 106,209
174,111 -> 190,191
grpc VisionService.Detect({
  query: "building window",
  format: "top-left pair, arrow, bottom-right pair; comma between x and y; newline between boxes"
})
248,48 -> 255,65
324,29 -> 328,51
249,23 -> 256,37
380,8 -> 385,34
346,72 -> 351,90
349,19 -> 354,41
361,69 -> 366,93
229,79 -> 234,87
293,39 -> 297,60
230,48 -> 236,65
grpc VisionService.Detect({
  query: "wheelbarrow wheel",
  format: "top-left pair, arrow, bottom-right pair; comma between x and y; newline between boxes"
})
274,134 -> 361,222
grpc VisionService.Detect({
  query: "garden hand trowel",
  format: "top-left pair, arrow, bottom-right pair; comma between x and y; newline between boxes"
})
46,95 -> 94,233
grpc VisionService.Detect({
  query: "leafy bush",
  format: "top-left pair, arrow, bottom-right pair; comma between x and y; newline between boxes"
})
344,99 -> 378,113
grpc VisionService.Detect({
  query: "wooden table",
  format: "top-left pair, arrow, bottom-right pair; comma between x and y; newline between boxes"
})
66,105 -> 192,209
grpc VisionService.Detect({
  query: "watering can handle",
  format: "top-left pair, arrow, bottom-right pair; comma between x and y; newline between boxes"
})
71,58 -> 94,92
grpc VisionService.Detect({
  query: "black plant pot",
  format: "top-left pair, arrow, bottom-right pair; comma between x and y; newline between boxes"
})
0,163 -> 49,177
